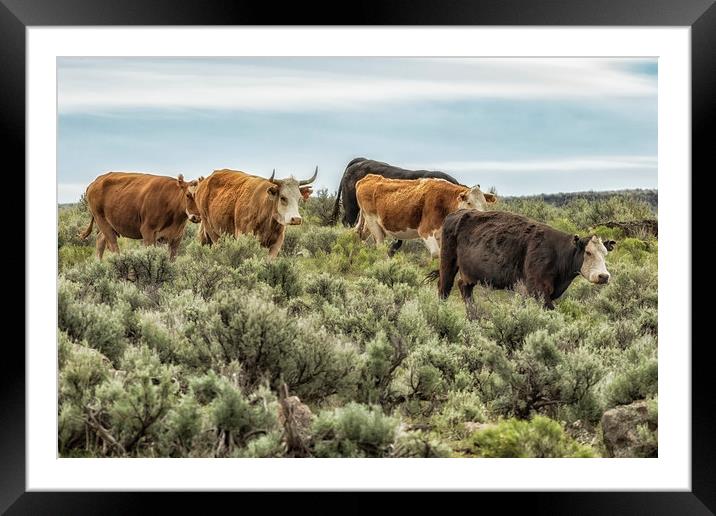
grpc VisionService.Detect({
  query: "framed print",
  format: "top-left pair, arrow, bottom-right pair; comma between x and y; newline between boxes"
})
6,0 -> 711,512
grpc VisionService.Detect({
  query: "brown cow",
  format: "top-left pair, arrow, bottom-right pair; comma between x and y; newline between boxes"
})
194,167 -> 317,257
79,172 -> 202,259
355,174 -> 496,257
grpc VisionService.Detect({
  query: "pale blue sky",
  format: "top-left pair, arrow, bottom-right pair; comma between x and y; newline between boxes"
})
57,57 -> 657,203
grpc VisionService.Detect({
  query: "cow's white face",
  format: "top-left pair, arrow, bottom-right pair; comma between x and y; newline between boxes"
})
268,177 -> 312,226
580,236 -> 612,284
458,185 -> 497,212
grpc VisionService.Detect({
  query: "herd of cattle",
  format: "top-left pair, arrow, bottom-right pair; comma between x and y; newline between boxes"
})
78,158 -> 615,312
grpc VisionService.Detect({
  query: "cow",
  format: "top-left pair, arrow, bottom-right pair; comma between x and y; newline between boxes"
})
194,167 -> 317,257
355,174 -> 497,258
331,158 -> 463,255
79,172 -> 202,260
435,209 -> 616,314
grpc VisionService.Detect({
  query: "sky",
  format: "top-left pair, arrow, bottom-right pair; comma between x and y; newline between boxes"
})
57,57 -> 657,203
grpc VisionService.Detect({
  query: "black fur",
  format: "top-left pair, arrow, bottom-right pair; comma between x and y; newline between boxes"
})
438,210 -> 593,311
331,158 -> 461,227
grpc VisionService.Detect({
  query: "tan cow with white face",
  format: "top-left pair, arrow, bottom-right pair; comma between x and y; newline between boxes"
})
194,167 -> 317,257
355,174 -> 496,258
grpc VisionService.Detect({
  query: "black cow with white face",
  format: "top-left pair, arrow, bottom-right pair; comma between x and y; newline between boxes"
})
436,210 -> 616,313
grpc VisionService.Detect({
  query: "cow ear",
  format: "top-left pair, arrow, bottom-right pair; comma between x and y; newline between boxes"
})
267,185 -> 279,198
604,240 -> 616,251
299,186 -> 313,201
459,191 -> 468,201
484,193 -> 497,203
176,174 -> 186,187
574,235 -> 585,249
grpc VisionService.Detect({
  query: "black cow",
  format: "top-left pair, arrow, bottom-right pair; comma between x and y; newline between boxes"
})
331,158 -> 461,255
436,210 -> 615,314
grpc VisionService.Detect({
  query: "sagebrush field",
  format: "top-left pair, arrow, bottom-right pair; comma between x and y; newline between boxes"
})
57,190 -> 658,458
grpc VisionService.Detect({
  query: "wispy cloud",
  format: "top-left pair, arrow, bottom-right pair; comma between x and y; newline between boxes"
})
58,58 -> 657,114
410,155 -> 657,173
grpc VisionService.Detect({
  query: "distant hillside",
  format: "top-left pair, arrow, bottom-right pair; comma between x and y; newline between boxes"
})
500,189 -> 658,210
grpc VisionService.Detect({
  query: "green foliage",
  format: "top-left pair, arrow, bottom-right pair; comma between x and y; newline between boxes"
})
312,403 -> 398,457
468,416 -> 597,458
57,192 -> 658,458
300,188 -> 338,226
108,246 -> 175,290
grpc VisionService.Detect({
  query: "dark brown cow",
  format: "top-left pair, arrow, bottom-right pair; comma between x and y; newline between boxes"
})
79,172 -> 202,259
436,209 -> 615,314
355,174 -> 497,257
194,168 -> 317,257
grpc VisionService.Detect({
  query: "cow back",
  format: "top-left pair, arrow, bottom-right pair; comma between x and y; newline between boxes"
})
85,172 -> 187,239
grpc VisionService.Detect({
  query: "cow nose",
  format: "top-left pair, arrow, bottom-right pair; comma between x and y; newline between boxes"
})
290,217 -> 302,225
598,273 -> 610,284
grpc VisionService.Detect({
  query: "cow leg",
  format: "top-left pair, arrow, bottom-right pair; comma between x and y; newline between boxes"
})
140,225 -> 158,247
93,216 -> 120,255
268,231 -> 285,258
458,277 -> 478,320
95,233 -> 107,260
364,217 -> 385,246
387,240 -> 403,257
168,238 -> 181,260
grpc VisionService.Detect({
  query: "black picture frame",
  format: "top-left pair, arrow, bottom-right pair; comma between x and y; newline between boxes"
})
4,0 -> 710,512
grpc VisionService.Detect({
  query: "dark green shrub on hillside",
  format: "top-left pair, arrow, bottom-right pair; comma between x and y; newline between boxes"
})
305,273 -> 347,305
368,258 -> 421,288
311,403 -> 398,458
185,234 -> 265,268
109,247 -> 175,291
468,416 -> 597,458
593,263 -> 657,317
172,262 -> 238,299
257,257 -> 303,301
301,188 -> 337,226
282,318 -> 360,402
298,225 -> 344,257
59,281 -> 128,365
210,383 -> 279,454
95,346 -> 179,454
601,335 -> 657,409
430,390 -> 486,439
58,204 -> 95,248
327,231 -> 381,273
391,430 -> 453,457
482,296 -> 562,353
357,331 -> 409,404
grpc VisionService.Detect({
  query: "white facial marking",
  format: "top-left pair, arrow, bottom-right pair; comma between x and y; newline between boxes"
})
580,236 -> 611,284
274,177 -> 303,225
457,186 -> 489,211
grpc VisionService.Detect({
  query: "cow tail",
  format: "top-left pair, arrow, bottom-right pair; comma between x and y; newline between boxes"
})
423,270 -> 440,284
78,215 -> 94,240
330,177 -> 343,225
437,217 -> 461,300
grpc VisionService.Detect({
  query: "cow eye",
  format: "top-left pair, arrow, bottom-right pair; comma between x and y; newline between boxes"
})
585,251 -> 592,256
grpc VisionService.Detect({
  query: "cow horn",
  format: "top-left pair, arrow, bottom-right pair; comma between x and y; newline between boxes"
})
269,169 -> 275,182
299,166 -> 318,186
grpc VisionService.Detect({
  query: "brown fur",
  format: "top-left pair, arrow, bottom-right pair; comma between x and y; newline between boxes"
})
194,169 -> 311,257
81,172 -> 201,259
355,174 -> 495,255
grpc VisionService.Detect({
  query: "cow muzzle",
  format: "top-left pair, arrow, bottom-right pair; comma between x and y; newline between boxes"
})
596,273 -> 610,284
188,214 -> 201,223
289,217 -> 302,226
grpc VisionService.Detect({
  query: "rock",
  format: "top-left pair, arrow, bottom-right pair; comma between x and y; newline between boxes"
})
278,395 -> 314,453
600,400 -> 657,458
